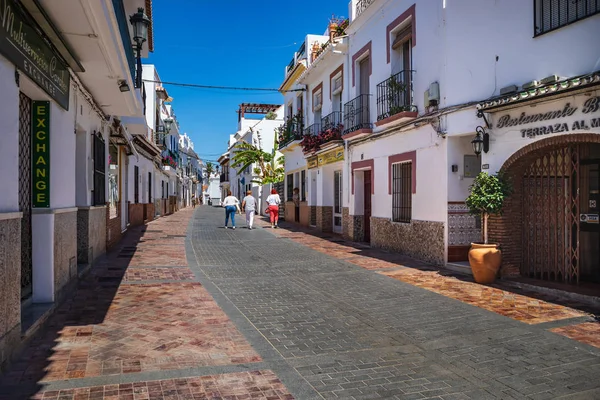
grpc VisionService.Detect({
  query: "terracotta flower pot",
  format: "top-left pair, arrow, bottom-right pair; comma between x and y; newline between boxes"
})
468,243 -> 502,284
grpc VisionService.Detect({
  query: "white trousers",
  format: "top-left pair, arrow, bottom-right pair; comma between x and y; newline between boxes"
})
246,210 -> 255,228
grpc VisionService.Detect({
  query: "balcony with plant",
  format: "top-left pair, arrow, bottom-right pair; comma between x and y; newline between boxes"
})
277,112 -> 304,150
376,70 -> 417,125
301,124 -> 344,154
162,155 -> 177,168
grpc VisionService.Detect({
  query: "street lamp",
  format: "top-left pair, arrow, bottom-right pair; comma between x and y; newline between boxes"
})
471,126 -> 489,156
164,117 -> 174,133
129,8 -> 151,88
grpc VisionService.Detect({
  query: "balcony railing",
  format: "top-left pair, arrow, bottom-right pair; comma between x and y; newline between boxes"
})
220,173 -> 229,183
304,123 -> 321,136
278,121 -> 304,149
286,42 -> 308,75
321,111 -> 343,131
356,0 -> 376,19
112,0 -> 136,83
376,70 -> 416,121
343,94 -> 372,134
155,132 -> 166,148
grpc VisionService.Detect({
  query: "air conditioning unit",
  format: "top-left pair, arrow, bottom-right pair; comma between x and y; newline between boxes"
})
429,82 -> 440,105
522,80 -> 539,90
500,85 -> 519,95
540,74 -> 559,85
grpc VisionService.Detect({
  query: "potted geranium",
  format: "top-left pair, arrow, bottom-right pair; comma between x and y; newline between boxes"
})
465,172 -> 512,284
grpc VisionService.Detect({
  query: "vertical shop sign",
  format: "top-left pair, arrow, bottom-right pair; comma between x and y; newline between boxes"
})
32,101 -> 50,207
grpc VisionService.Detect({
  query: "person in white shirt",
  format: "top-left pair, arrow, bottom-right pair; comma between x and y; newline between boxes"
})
265,188 -> 281,229
222,190 -> 241,229
241,190 -> 257,230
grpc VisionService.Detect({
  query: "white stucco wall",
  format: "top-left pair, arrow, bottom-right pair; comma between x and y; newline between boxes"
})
0,56 -> 20,212
348,124 -> 447,223
443,1 -> 600,107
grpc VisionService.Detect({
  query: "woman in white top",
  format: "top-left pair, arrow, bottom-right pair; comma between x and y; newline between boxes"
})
222,190 -> 241,229
265,188 -> 281,229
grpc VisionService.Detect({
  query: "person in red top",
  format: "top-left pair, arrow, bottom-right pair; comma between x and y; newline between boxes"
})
265,188 -> 281,229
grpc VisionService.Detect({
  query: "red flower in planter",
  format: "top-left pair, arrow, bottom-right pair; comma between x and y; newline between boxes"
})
318,124 -> 344,144
301,133 -> 321,153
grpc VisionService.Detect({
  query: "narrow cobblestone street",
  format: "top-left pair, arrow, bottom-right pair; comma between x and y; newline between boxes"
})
2,206 -> 600,400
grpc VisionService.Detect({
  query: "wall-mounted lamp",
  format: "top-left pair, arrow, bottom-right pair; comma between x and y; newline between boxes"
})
118,80 -> 130,92
164,117 -> 174,133
129,8 -> 151,88
471,126 -> 489,156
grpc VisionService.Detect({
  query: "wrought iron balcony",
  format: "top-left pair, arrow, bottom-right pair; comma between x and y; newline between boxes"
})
356,0 -> 376,19
112,0 -> 136,83
376,70 -> 416,121
155,132 -> 166,148
321,111 -> 343,131
304,123 -> 321,136
343,94 -> 372,134
278,121 -> 304,149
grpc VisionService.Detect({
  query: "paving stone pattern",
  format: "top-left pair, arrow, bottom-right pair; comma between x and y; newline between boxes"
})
3,206 -> 600,400
189,209 -> 600,399
1,208 -> 293,400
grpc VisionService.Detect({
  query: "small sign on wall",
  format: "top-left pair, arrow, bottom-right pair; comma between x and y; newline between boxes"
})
464,155 -> 481,178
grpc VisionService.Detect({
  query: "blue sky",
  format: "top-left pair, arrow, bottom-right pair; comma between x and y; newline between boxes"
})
147,0 -> 348,164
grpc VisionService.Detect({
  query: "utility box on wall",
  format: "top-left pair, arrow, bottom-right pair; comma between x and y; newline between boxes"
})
464,155 -> 481,178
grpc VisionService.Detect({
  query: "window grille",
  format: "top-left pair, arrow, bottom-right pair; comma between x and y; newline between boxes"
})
287,173 -> 294,201
534,0 -> 599,36
392,162 -> 412,223
93,132 -> 106,206
301,170 -> 306,201
134,165 -> 139,203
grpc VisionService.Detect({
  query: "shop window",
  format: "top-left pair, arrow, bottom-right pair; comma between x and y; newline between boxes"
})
392,162 -> 412,223
534,0 -> 599,36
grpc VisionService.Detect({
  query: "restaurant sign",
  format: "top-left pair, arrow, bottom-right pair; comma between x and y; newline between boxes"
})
495,96 -> 600,139
32,101 -> 50,208
0,0 -> 70,110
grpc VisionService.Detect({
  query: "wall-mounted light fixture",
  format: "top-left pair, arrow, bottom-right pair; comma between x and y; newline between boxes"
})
129,8 -> 151,88
471,126 -> 489,156
118,80 -> 130,92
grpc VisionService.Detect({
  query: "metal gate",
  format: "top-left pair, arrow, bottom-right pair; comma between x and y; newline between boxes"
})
274,182 -> 285,220
522,145 -> 580,283
19,93 -> 33,299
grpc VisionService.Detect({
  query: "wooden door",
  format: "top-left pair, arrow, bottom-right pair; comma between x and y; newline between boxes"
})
364,171 -> 372,242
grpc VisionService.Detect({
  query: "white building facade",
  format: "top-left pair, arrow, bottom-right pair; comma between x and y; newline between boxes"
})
0,0 -> 153,371
280,0 -> 600,286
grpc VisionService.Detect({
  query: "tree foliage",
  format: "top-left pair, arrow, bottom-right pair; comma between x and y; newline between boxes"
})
231,141 -> 284,185
466,172 -> 512,217
205,162 -> 215,178
466,172 -> 512,244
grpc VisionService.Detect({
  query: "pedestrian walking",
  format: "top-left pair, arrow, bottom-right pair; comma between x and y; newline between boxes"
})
241,190 -> 257,230
265,188 -> 281,229
222,190 -> 241,229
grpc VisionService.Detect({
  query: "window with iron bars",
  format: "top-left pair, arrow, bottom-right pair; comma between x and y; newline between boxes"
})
92,132 -> 106,206
391,162 -> 412,223
534,0 -> 599,36
287,173 -> 294,201
134,165 -> 139,203
301,170 -> 306,201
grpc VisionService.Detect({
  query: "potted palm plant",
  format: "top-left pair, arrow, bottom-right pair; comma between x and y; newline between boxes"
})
465,172 -> 512,284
